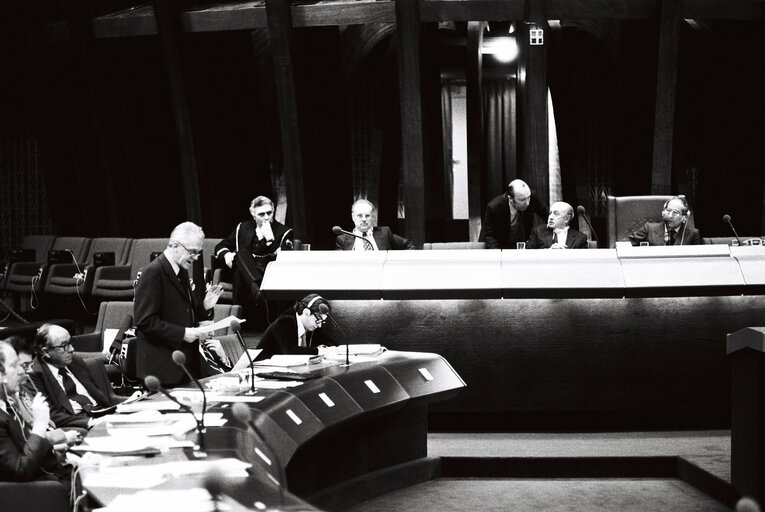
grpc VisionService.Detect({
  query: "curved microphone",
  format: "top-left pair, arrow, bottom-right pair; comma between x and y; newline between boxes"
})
172,350 -> 208,426
723,214 -> 742,246
576,205 -> 599,243
317,302 -> 349,365
230,319 -> 256,395
231,403 -> 286,508
143,375 -> 194,414
332,226 -> 373,250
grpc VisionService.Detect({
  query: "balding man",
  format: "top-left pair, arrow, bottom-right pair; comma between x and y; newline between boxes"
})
628,196 -> 701,246
134,222 -> 224,387
30,324 -> 115,430
480,179 -> 549,249
527,201 -> 589,249
335,199 -> 414,251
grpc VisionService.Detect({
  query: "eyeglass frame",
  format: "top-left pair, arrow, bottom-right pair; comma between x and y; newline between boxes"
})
174,240 -> 202,259
48,341 -> 73,352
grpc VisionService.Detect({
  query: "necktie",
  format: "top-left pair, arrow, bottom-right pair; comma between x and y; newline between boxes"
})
59,368 -> 93,414
552,232 -> 558,245
178,270 -> 196,325
362,233 -> 373,251
668,229 -> 677,246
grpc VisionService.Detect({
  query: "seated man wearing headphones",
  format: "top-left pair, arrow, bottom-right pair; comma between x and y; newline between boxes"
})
628,196 -> 701,246
255,294 -> 335,361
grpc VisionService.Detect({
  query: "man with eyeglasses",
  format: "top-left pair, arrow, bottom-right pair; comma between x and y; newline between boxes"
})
28,324 -> 115,430
628,196 -> 701,246
527,201 -> 589,249
254,294 -> 334,361
215,196 -> 294,312
134,222 -> 225,387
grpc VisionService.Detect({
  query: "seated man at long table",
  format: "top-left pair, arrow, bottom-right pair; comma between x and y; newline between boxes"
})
527,201 -> 588,249
255,294 -> 335,360
335,199 -> 414,251
628,195 -> 701,246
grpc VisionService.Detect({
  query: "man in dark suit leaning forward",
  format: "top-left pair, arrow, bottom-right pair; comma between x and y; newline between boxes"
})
134,222 -> 224,388
527,201 -> 589,249
335,199 -> 415,251
480,179 -> 549,249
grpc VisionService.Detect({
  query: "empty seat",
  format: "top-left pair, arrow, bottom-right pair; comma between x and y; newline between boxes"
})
606,195 -> 697,248
45,237 -> 133,298
90,238 -> 168,300
4,237 -> 89,294
71,301 -> 134,353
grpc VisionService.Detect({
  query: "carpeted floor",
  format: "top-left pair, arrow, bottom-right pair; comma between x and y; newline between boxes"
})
344,431 -> 733,512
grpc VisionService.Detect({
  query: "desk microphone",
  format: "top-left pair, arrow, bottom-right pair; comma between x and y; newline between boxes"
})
318,303 -> 349,366
231,403 -> 286,508
230,320 -> 256,395
172,350 -> 208,453
576,205 -> 599,243
144,375 -> 206,453
332,226 -> 374,250
723,214 -> 742,246
202,465 -> 228,512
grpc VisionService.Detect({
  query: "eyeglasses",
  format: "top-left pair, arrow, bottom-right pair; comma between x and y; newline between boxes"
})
662,208 -> 683,217
174,240 -> 202,259
313,314 -> 327,326
49,341 -> 72,352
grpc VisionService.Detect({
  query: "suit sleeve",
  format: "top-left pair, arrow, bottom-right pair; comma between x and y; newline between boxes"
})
30,370 -> 90,429
687,228 -> 701,245
260,316 -> 319,356
526,227 -> 542,249
530,193 -> 549,221
215,224 -> 239,260
335,235 -> 346,250
390,231 -> 415,250
480,204 -> 500,249
134,264 -> 185,349
627,222 -> 651,246
571,231 -> 589,249
0,419 -> 54,482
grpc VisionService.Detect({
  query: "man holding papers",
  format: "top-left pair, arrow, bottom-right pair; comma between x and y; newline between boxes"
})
255,294 -> 335,360
134,222 -> 225,387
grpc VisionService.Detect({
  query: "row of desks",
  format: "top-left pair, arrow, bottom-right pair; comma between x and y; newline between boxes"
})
83,351 -> 465,510
261,245 -> 765,299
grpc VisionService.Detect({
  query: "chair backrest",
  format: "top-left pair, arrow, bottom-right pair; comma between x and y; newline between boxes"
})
128,238 -> 169,280
211,304 -> 244,336
423,242 -> 486,250
94,301 -> 135,335
85,237 -> 133,266
606,195 -> 696,248
49,236 -> 91,263
20,235 -> 56,263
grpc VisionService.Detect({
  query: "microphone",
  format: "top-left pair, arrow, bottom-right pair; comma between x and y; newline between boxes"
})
171,350 -> 208,454
576,205 -> 599,243
145,374 -> 206,454
723,214 -> 742,246
231,403 -> 286,508
202,465 -> 229,512
230,320 -> 256,395
318,303 -> 349,366
332,226 -> 373,250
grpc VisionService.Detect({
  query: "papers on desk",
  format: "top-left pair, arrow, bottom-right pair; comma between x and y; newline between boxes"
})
253,354 -> 323,367
94,488 -> 241,511
325,344 -> 386,362
116,399 -> 181,414
231,348 -> 263,371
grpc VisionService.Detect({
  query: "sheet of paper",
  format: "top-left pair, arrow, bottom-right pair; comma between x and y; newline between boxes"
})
102,328 -> 120,354
212,395 -> 265,403
254,354 -> 322,367
196,315 -> 245,335
231,348 -> 263,371
116,400 -> 181,414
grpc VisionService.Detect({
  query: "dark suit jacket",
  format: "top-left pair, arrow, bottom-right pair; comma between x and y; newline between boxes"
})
0,407 -> 58,482
30,356 -> 112,430
255,313 -> 334,361
479,192 -> 549,249
134,253 -> 211,387
527,225 -> 589,249
628,222 -> 701,246
215,219 -> 293,302
334,226 -> 414,250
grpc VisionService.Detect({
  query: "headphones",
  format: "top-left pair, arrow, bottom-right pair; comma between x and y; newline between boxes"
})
297,294 -> 327,314
662,196 -> 690,223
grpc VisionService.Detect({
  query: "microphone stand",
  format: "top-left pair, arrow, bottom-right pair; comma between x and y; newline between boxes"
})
145,376 -> 207,457
230,320 -> 256,395
332,226 -> 374,250
171,351 -> 208,457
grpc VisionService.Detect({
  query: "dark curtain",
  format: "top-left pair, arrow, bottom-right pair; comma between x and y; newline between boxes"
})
482,78 -> 516,200
440,79 -> 454,219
